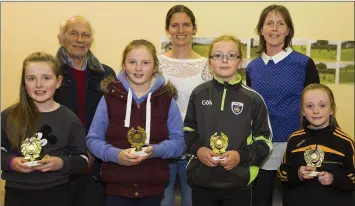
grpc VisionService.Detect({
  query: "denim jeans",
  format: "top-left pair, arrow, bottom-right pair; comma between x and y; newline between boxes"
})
161,159 -> 192,206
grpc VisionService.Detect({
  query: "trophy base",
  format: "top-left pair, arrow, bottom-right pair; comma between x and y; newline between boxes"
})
212,156 -> 226,161
131,147 -> 148,156
308,171 -> 320,177
23,161 -> 42,167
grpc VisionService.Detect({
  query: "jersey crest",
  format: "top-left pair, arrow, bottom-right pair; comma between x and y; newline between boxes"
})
231,102 -> 243,115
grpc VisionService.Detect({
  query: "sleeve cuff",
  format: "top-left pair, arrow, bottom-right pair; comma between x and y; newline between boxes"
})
289,168 -> 304,185
191,142 -> 204,156
105,147 -> 121,164
329,170 -> 353,191
5,155 -> 16,171
237,149 -> 247,165
59,156 -> 70,174
152,144 -> 163,158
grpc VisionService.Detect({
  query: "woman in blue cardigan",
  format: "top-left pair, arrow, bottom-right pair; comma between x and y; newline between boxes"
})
246,4 -> 320,206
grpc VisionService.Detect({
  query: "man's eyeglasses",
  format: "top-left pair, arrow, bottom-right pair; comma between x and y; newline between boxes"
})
209,53 -> 241,61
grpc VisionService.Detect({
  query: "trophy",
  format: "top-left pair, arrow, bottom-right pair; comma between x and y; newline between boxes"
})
21,133 -> 44,167
127,126 -> 148,156
210,132 -> 228,161
304,145 -> 324,176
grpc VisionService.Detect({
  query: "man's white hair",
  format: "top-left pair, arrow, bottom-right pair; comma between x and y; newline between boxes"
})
58,15 -> 92,37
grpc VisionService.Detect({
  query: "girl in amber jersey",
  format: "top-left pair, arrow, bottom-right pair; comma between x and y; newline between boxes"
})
279,83 -> 354,206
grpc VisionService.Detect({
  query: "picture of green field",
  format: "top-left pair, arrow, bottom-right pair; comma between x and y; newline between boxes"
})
339,64 -> 354,83
310,40 -> 337,62
293,45 -> 307,55
340,41 -> 354,62
341,48 -> 354,62
318,69 -> 336,84
193,44 -> 210,57
315,62 -> 335,84
310,49 -> 337,62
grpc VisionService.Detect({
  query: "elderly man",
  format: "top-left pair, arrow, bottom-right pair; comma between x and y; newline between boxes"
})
54,15 -> 115,206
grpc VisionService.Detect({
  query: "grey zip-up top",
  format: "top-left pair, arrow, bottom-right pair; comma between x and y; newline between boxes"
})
184,74 -> 273,189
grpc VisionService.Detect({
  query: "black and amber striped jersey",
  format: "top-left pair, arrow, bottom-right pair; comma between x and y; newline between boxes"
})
278,126 -> 355,206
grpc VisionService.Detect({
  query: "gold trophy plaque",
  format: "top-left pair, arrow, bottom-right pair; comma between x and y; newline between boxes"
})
21,134 -> 43,167
127,126 -> 148,156
210,132 -> 228,161
304,145 -> 324,176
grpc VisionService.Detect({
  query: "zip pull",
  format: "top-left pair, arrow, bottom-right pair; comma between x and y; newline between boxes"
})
221,83 -> 228,111
137,104 -> 140,109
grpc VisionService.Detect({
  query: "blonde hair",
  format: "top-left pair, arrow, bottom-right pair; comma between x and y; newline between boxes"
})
300,83 -> 339,130
121,39 -> 160,75
208,35 -> 243,63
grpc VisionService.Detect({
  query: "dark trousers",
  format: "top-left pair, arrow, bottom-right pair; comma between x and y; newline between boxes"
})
106,195 -> 162,206
69,174 -> 105,206
5,183 -> 69,206
191,184 -> 252,206
252,169 -> 279,206
69,159 -> 105,206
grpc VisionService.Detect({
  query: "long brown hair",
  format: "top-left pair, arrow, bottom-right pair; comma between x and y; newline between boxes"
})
255,4 -> 294,54
300,83 -> 339,130
6,52 -> 61,149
